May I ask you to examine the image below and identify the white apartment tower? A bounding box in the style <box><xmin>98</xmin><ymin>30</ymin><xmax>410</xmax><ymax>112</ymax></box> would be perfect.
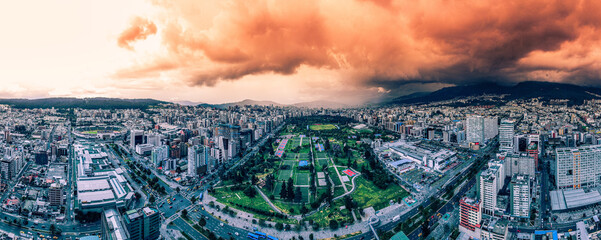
<box><xmin>499</xmin><ymin>119</ymin><xmax>515</xmax><ymax>152</ymax></box>
<box><xmin>556</xmin><ymin>145</ymin><xmax>601</xmax><ymax>189</ymax></box>
<box><xmin>467</xmin><ymin>116</ymin><xmax>498</xmax><ymax>144</ymax></box>
<box><xmin>480</xmin><ymin>163</ymin><xmax>504</xmax><ymax>216</ymax></box>
<box><xmin>510</xmin><ymin>174</ymin><xmax>530</xmax><ymax>218</ymax></box>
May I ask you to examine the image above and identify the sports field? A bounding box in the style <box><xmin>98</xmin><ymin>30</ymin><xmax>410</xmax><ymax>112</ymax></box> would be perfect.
<box><xmin>315</xmin><ymin>152</ymin><xmax>328</xmax><ymax>159</ymax></box>
<box><xmin>309</xmin><ymin>124</ymin><xmax>337</xmax><ymax>131</ymax></box>
<box><xmin>295</xmin><ymin>172</ymin><xmax>310</xmax><ymax>185</ymax></box>
<box><xmin>82</xmin><ymin>130</ymin><xmax>98</xmax><ymax>134</ymax></box>
<box><xmin>300</xmin><ymin>187</ymin><xmax>310</xmax><ymax>202</ymax></box>
<box><xmin>278</xmin><ymin>170</ymin><xmax>293</xmax><ymax>180</ymax></box>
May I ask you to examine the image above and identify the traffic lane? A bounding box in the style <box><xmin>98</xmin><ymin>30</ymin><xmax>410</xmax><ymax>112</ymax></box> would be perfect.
<box><xmin>197</xmin><ymin>208</ymin><xmax>250</xmax><ymax>240</ymax></box>
<box><xmin>173</xmin><ymin>217</ymin><xmax>208</xmax><ymax>240</ymax></box>
<box><xmin>157</xmin><ymin>194</ymin><xmax>189</xmax><ymax>217</ymax></box>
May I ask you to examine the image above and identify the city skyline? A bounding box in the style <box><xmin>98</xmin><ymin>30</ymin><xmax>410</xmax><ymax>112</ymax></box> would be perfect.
<box><xmin>1</xmin><ymin>0</ymin><xmax>601</xmax><ymax>104</ymax></box>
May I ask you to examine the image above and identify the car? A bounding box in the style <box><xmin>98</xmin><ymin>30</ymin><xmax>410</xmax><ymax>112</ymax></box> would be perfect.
<box><xmin>169</xmin><ymin>206</ymin><xmax>173</xmax><ymax>209</ymax></box>
<box><xmin>220</xmin><ymin>223</ymin><xmax>224</xmax><ymax>227</ymax></box>
<box><xmin>235</xmin><ymin>232</ymin><xmax>239</xmax><ymax>236</ymax></box>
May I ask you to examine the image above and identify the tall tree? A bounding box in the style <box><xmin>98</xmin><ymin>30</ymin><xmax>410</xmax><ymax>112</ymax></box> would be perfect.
<box><xmin>287</xmin><ymin>178</ymin><xmax>295</xmax><ymax>201</ymax></box>
<box><xmin>294</xmin><ymin>187</ymin><xmax>302</xmax><ymax>202</ymax></box>
<box><xmin>280</xmin><ymin>181</ymin><xmax>288</xmax><ymax>199</ymax></box>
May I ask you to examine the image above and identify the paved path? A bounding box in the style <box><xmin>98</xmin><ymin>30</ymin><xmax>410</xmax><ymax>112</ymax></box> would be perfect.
<box><xmin>253</xmin><ymin>185</ymin><xmax>285</xmax><ymax>215</ymax></box>
<box><xmin>333</xmin><ymin>172</ymin><xmax>360</xmax><ymax>201</ymax></box>
<box><xmin>329</xmin><ymin>157</ymin><xmax>349</xmax><ymax>192</ymax></box>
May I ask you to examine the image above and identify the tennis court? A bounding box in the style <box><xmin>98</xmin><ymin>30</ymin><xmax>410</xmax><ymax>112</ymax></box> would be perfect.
<box><xmin>295</xmin><ymin>172</ymin><xmax>310</xmax><ymax>185</ymax></box>
<box><xmin>343</xmin><ymin>169</ymin><xmax>357</xmax><ymax>177</ymax></box>
<box><xmin>282</xmin><ymin>160</ymin><xmax>296</xmax><ymax>168</ymax></box>
<box><xmin>278</xmin><ymin>170</ymin><xmax>293</xmax><ymax>180</ymax></box>
<box><xmin>300</xmin><ymin>187</ymin><xmax>310</xmax><ymax>202</ymax></box>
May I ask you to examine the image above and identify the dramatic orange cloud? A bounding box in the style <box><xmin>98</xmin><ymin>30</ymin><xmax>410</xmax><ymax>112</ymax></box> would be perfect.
<box><xmin>116</xmin><ymin>0</ymin><xmax>601</xmax><ymax>94</ymax></box>
<box><xmin>117</xmin><ymin>16</ymin><xmax>157</xmax><ymax>50</ymax></box>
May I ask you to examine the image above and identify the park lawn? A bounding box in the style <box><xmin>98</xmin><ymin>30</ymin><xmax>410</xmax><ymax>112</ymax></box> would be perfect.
<box><xmin>309</xmin><ymin>124</ymin><xmax>337</xmax><ymax>131</ymax></box>
<box><xmin>317</xmin><ymin>159</ymin><xmax>329</xmax><ymax>169</ymax></box>
<box><xmin>327</xmin><ymin>167</ymin><xmax>343</xmax><ymax>186</ymax></box>
<box><xmin>333</xmin><ymin>186</ymin><xmax>346</xmax><ymax>197</ymax></box>
<box><xmin>351</xmin><ymin>177</ymin><xmax>408</xmax><ymax>210</ymax></box>
<box><xmin>272</xmin><ymin>200</ymin><xmax>310</xmax><ymax>215</ymax></box>
<box><xmin>306</xmin><ymin>201</ymin><xmax>353</xmax><ymax>227</ymax></box>
<box><xmin>211</xmin><ymin>187</ymin><xmax>274</xmax><ymax>214</ymax></box>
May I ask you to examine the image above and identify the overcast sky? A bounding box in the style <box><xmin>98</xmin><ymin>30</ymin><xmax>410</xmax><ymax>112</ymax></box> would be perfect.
<box><xmin>1</xmin><ymin>0</ymin><xmax>600</xmax><ymax>104</ymax></box>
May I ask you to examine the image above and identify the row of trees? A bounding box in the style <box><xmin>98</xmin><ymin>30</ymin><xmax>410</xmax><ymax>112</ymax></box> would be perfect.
<box><xmin>230</xmin><ymin>202</ymin><xmax>289</xmax><ymax>219</ymax></box>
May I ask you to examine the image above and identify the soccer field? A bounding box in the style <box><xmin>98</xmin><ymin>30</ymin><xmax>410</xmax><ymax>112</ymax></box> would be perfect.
<box><xmin>295</xmin><ymin>172</ymin><xmax>310</xmax><ymax>185</ymax></box>
<box><xmin>309</xmin><ymin>124</ymin><xmax>337</xmax><ymax>131</ymax></box>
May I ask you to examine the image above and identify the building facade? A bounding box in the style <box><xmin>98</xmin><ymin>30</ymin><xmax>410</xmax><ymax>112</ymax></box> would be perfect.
<box><xmin>556</xmin><ymin>145</ymin><xmax>601</xmax><ymax>189</ymax></box>
<box><xmin>510</xmin><ymin>174</ymin><xmax>530</xmax><ymax>218</ymax></box>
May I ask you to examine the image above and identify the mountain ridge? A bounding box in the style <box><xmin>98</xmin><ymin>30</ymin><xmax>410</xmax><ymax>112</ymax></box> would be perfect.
<box><xmin>388</xmin><ymin>81</ymin><xmax>601</xmax><ymax>105</ymax></box>
<box><xmin>0</xmin><ymin>97</ymin><xmax>167</xmax><ymax>109</ymax></box>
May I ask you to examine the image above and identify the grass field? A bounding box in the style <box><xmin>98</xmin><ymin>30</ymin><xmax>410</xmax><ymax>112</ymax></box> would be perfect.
<box><xmin>273</xmin><ymin>182</ymin><xmax>283</xmax><ymax>196</ymax></box>
<box><xmin>295</xmin><ymin>172</ymin><xmax>310</xmax><ymax>185</ymax></box>
<box><xmin>82</xmin><ymin>130</ymin><xmax>98</xmax><ymax>134</ymax></box>
<box><xmin>352</xmin><ymin>177</ymin><xmax>408</xmax><ymax>210</ymax></box>
<box><xmin>211</xmin><ymin>186</ymin><xmax>273</xmax><ymax>213</ymax></box>
<box><xmin>327</xmin><ymin>167</ymin><xmax>343</xmax><ymax>186</ymax></box>
<box><xmin>306</xmin><ymin>201</ymin><xmax>353</xmax><ymax>227</ymax></box>
<box><xmin>309</xmin><ymin>124</ymin><xmax>338</xmax><ymax>131</ymax></box>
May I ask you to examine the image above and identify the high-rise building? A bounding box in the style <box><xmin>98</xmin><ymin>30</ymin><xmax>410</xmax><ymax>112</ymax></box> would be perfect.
<box><xmin>480</xmin><ymin>164</ymin><xmax>504</xmax><ymax>216</ymax></box>
<box><xmin>500</xmin><ymin>153</ymin><xmax>535</xmax><ymax>178</ymax></box>
<box><xmin>0</xmin><ymin>158</ymin><xmax>16</xmax><ymax>181</ymax></box>
<box><xmin>49</xmin><ymin>183</ymin><xmax>64</xmax><ymax>206</ymax></box>
<box><xmin>130</xmin><ymin>130</ymin><xmax>144</xmax><ymax>150</ymax></box>
<box><xmin>499</xmin><ymin>119</ymin><xmax>514</xmax><ymax>152</ymax></box>
<box><xmin>123</xmin><ymin>207</ymin><xmax>160</xmax><ymax>240</ymax></box>
<box><xmin>459</xmin><ymin>197</ymin><xmax>481</xmax><ymax>231</ymax></box>
<box><xmin>151</xmin><ymin>146</ymin><xmax>168</xmax><ymax>166</ymax></box>
<box><xmin>146</xmin><ymin>133</ymin><xmax>161</xmax><ymax>147</ymax></box>
<box><xmin>510</xmin><ymin>174</ymin><xmax>530</xmax><ymax>218</ymax></box>
<box><xmin>216</xmin><ymin>124</ymin><xmax>241</xmax><ymax>161</ymax></box>
<box><xmin>467</xmin><ymin>116</ymin><xmax>498</xmax><ymax>144</ymax></box>
<box><xmin>35</xmin><ymin>150</ymin><xmax>49</xmax><ymax>165</ymax></box>
<box><xmin>101</xmin><ymin>208</ymin><xmax>129</xmax><ymax>240</ymax></box>
<box><xmin>527</xmin><ymin>134</ymin><xmax>540</xmax><ymax>168</ymax></box>
<box><xmin>484</xmin><ymin>117</ymin><xmax>499</xmax><ymax>140</ymax></box>
<box><xmin>188</xmin><ymin>145</ymin><xmax>210</xmax><ymax>177</ymax></box>
<box><xmin>556</xmin><ymin>145</ymin><xmax>601</xmax><ymax>189</ymax></box>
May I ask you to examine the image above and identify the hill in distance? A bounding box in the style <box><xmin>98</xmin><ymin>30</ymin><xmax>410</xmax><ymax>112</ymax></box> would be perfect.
<box><xmin>0</xmin><ymin>97</ymin><xmax>167</xmax><ymax>109</ymax></box>
<box><xmin>389</xmin><ymin>81</ymin><xmax>601</xmax><ymax>105</ymax></box>
<box><xmin>198</xmin><ymin>99</ymin><xmax>348</xmax><ymax>109</ymax></box>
